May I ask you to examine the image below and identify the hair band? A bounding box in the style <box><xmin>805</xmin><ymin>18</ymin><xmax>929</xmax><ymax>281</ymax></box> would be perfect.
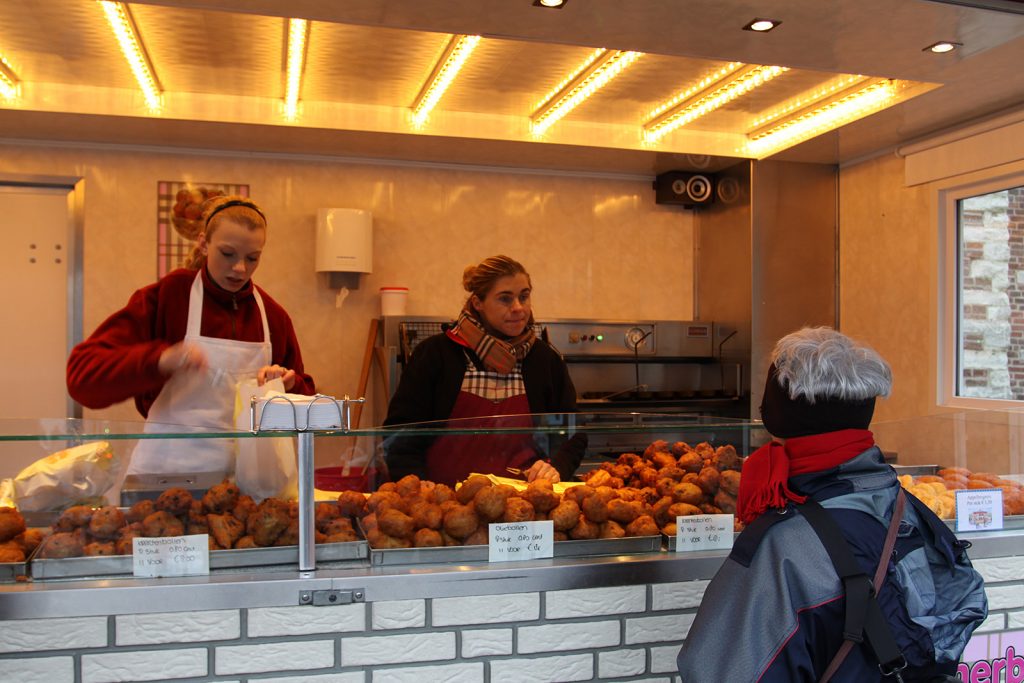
<box><xmin>205</xmin><ymin>199</ymin><xmax>266</xmax><ymax>227</ymax></box>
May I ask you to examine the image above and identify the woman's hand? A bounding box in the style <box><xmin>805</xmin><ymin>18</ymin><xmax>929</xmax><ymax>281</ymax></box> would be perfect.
<box><xmin>525</xmin><ymin>460</ymin><xmax>560</xmax><ymax>483</ymax></box>
<box><xmin>158</xmin><ymin>342</ymin><xmax>208</xmax><ymax>377</ymax></box>
<box><xmin>258</xmin><ymin>364</ymin><xmax>297</xmax><ymax>390</ymax></box>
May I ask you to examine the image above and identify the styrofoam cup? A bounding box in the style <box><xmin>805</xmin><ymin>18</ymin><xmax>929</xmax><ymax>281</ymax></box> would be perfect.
<box><xmin>380</xmin><ymin>287</ymin><xmax>409</xmax><ymax>317</ymax></box>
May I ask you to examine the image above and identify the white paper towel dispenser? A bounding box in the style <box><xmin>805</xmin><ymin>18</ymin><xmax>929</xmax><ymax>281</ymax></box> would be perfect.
<box><xmin>315</xmin><ymin>208</ymin><xmax>373</xmax><ymax>273</ymax></box>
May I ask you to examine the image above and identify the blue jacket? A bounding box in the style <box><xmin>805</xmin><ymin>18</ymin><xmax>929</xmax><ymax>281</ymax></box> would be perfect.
<box><xmin>676</xmin><ymin>447</ymin><xmax>987</xmax><ymax>682</ymax></box>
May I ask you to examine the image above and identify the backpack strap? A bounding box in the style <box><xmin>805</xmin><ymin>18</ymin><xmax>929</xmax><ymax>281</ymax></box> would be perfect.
<box><xmin>800</xmin><ymin>490</ymin><xmax>908</xmax><ymax>683</ymax></box>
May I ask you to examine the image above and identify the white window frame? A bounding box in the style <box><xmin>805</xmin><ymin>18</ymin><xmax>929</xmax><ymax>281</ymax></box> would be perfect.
<box><xmin>938</xmin><ymin>164</ymin><xmax>1024</xmax><ymax>409</ymax></box>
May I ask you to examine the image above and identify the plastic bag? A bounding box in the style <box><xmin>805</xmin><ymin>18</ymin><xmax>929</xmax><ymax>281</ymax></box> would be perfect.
<box><xmin>233</xmin><ymin>377</ymin><xmax>297</xmax><ymax>501</ymax></box>
<box><xmin>7</xmin><ymin>441</ymin><xmax>122</xmax><ymax>512</ymax></box>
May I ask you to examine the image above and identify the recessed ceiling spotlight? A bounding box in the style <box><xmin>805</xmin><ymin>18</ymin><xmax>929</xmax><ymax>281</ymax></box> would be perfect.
<box><xmin>533</xmin><ymin>0</ymin><xmax>567</xmax><ymax>8</ymax></box>
<box><xmin>924</xmin><ymin>41</ymin><xmax>961</xmax><ymax>53</ymax></box>
<box><xmin>743</xmin><ymin>18</ymin><xmax>781</xmax><ymax>32</ymax></box>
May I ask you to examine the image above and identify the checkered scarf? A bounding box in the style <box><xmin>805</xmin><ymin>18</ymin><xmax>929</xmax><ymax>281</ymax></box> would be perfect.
<box><xmin>449</xmin><ymin>306</ymin><xmax>536</xmax><ymax>375</ymax></box>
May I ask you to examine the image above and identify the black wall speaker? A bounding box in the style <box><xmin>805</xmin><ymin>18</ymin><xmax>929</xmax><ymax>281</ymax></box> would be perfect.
<box><xmin>654</xmin><ymin>171</ymin><xmax>716</xmax><ymax>207</ymax></box>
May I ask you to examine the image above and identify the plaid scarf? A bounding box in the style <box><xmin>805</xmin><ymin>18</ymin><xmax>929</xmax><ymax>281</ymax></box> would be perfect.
<box><xmin>448</xmin><ymin>306</ymin><xmax>536</xmax><ymax>375</ymax></box>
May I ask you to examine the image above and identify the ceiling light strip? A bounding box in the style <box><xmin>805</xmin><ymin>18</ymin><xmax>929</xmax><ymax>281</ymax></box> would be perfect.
<box><xmin>0</xmin><ymin>55</ymin><xmax>19</xmax><ymax>99</ymax></box>
<box><xmin>531</xmin><ymin>50</ymin><xmax>643</xmax><ymax>136</ymax></box>
<box><xmin>411</xmin><ymin>34</ymin><xmax>482</xmax><ymax>126</ymax></box>
<box><xmin>284</xmin><ymin>18</ymin><xmax>310</xmax><ymax>120</ymax></box>
<box><xmin>746</xmin><ymin>79</ymin><xmax>898</xmax><ymax>157</ymax></box>
<box><xmin>645</xmin><ymin>62</ymin><xmax>745</xmax><ymax>123</ymax></box>
<box><xmin>643</xmin><ymin>64</ymin><xmax>788</xmax><ymax>143</ymax></box>
<box><xmin>98</xmin><ymin>1</ymin><xmax>162</xmax><ymax>111</ymax></box>
<box><xmin>533</xmin><ymin>48</ymin><xmax>607</xmax><ymax>113</ymax></box>
<box><xmin>747</xmin><ymin>74</ymin><xmax>870</xmax><ymax>131</ymax></box>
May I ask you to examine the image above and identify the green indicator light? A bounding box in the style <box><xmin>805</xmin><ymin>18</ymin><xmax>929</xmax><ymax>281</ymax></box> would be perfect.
<box><xmin>596</xmin><ymin>334</ymin><xmax>604</xmax><ymax>342</ymax></box>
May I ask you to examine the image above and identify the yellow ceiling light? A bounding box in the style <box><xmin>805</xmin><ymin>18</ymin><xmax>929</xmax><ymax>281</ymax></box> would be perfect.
<box><xmin>534</xmin><ymin>48</ymin><xmax>607</xmax><ymax>114</ymax></box>
<box><xmin>0</xmin><ymin>55</ymin><xmax>19</xmax><ymax>99</ymax></box>
<box><xmin>98</xmin><ymin>1</ymin><xmax>162</xmax><ymax>111</ymax></box>
<box><xmin>411</xmin><ymin>34</ymin><xmax>482</xmax><ymax>127</ymax></box>
<box><xmin>746</xmin><ymin>79</ymin><xmax>898</xmax><ymax>158</ymax></box>
<box><xmin>643</xmin><ymin>64</ymin><xmax>788</xmax><ymax>143</ymax></box>
<box><xmin>284</xmin><ymin>18</ymin><xmax>310</xmax><ymax>120</ymax></box>
<box><xmin>531</xmin><ymin>49</ymin><xmax>643</xmax><ymax>136</ymax></box>
<box><xmin>644</xmin><ymin>62</ymin><xmax>744</xmax><ymax>125</ymax></box>
<box><xmin>747</xmin><ymin>74</ymin><xmax>869</xmax><ymax>131</ymax></box>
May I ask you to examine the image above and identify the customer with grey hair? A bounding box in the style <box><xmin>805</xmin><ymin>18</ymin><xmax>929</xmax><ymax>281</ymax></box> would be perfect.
<box><xmin>677</xmin><ymin>327</ymin><xmax>986</xmax><ymax>683</ymax></box>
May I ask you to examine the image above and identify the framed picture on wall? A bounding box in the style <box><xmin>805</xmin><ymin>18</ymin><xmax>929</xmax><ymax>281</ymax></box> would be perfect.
<box><xmin>157</xmin><ymin>181</ymin><xmax>250</xmax><ymax>278</ymax></box>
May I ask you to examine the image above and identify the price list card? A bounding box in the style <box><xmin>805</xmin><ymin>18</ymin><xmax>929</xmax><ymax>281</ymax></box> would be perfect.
<box><xmin>133</xmin><ymin>534</ymin><xmax>211</xmax><ymax>578</ymax></box>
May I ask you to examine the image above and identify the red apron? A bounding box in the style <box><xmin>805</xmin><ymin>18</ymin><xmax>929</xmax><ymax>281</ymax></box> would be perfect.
<box><xmin>424</xmin><ymin>358</ymin><xmax>538</xmax><ymax>486</ymax></box>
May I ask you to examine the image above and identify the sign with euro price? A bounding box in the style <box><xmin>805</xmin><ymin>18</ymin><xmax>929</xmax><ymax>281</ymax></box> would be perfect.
<box><xmin>132</xmin><ymin>534</ymin><xmax>210</xmax><ymax>578</ymax></box>
<box><xmin>488</xmin><ymin>520</ymin><xmax>553</xmax><ymax>562</ymax></box>
<box><xmin>675</xmin><ymin>514</ymin><xmax>734</xmax><ymax>552</ymax></box>
<box><xmin>955</xmin><ymin>488</ymin><xmax>1004</xmax><ymax>532</ymax></box>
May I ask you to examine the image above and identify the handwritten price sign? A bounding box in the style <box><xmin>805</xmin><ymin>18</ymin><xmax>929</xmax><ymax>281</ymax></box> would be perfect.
<box><xmin>674</xmin><ymin>514</ymin><xmax>734</xmax><ymax>552</ymax></box>
<box><xmin>132</xmin><ymin>534</ymin><xmax>210</xmax><ymax>578</ymax></box>
<box><xmin>488</xmin><ymin>520</ymin><xmax>553</xmax><ymax>563</ymax></box>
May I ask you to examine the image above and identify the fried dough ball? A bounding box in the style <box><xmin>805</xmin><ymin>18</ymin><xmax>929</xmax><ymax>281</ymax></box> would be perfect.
<box><xmin>625</xmin><ymin>514</ymin><xmax>660</xmax><ymax>537</ymax></box>
<box><xmin>607</xmin><ymin>499</ymin><xmax>644</xmax><ymax>525</ymax></box>
<box><xmin>714</xmin><ymin>491</ymin><xmax>737</xmax><ymax>514</ymax></box>
<box><xmin>202</xmin><ymin>480</ymin><xmax>240</xmax><ymax>514</ymax></box>
<box><xmin>361</xmin><ymin>512</ymin><xmax>379</xmax><ymax>531</ymax></box>
<box><xmin>563</xmin><ymin>484</ymin><xmax>595</xmax><ymax>506</ymax></box>
<box><xmin>207</xmin><ymin>513</ymin><xmax>245</xmax><ymax>549</ymax></box>
<box><xmin>155</xmin><ymin>487</ymin><xmax>194</xmax><ymax>515</ymax></box>
<box><xmin>585</xmin><ymin>469</ymin><xmax>615</xmax><ymax>488</ymax></box>
<box><xmin>322</xmin><ymin>517</ymin><xmax>354</xmax><ymax>536</ymax></box>
<box><xmin>55</xmin><ymin>505</ymin><xmax>93</xmax><ymax>532</ymax></box>
<box><xmin>695</xmin><ymin>467</ymin><xmax>721</xmax><ymax>496</ymax></box>
<box><xmin>337</xmin><ymin>490</ymin><xmax>368</xmax><ymax>518</ymax></box>
<box><xmin>652</xmin><ymin>496</ymin><xmax>675</xmax><ymax>526</ymax></box>
<box><xmin>503</xmin><ymin>497</ymin><xmax>536</xmax><ymax>523</ymax></box>
<box><xmin>84</xmin><ymin>541</ymin><xmax>116</xmax><ymax>556</ymax></box>
<box><xmin>325</xmin><ymin>527</ymin><xmax>359</xmax><ymax>543</ymax></box>
<box><xmin>141</xmin><ymin>511</ymin><xmax>185</xmax><ymax>538</ymax></box>
<box><xmin>671</xmin><ymin>441</ymin><xmax>694</xmax><ymax>457</ymax></box>
<box><xmin>367</xmin><ymin>490</ymin><xmax>405</xmax><ymax>514</ymax></box>
<box><xmin>17</xmin><ymin>528</ymin><xmax>48</xmax><ymax>556</ymax></box>
<box><xmin>670</xmin><ymin>482</ymin><xmax>704</xmax><ymax>507</ymax></box>
<box><xmin>714</xmin><ymin>445</ymin><xmax>742</xmax><ymax>471</ymax></box>
<box><xmin>677</xmin><ymin>452</ymin><xmax>704</xmax><ymax>474</ymax></box>
<box><xmin>395</xmin><ymin>474</ymin><xmax>422</xmax><ymax>499</ymax></box>
<box><xmin>314</xmin><ymin>502</ymin><xmax>341</xmax><ymax>532</ymax></box>
<box><xmin>234</xmin><ymin>535</ymin><xmax>258</xmax><ymax>549</ymax></box>
<box><xmin>616</xmin><ymin>487</ymin><xmax>644</xmax><ymax>503</ymax></box>
<box><xmin>443</xmin><ymin>504</ymin><xmax>480</xmax><ymax>540</ymax></box>
<box><xmin>635</xmin><ymin>467</ymin><xmax>660</xmax><ymax>488</ymax></box>
<box><xmin>474</xmin><ymin>485</ymin><xmax>514</xmax><ymax>522</ymax></box>
<box><xmin>464</xmin><ymin>527</ymin><xmax>489</xmax><ymax>546</ymax></box>
<box><xmin>273</xmin><ymin>518</ymin><xmax>301</xmax><ymax>547</ymax></box>
<box><xmin>569</xmin><ymin>515</ymin><xmax>600</xmax><ymax>540</ymax></box>
<box><xmin>38</xmin><ymin>531</ymin><xmax>84</xmax><ymax>559</ymax></box>
<box><xmin>247</xmin><ymin>499</ymin><xmax>291</xmax><ymax>546</ymax></box>
<box><xmin>407</xmin><ymin>501</ymin><xmax>442</xmax><ymax>530</ymax></box>
<box><xmin>232</xmin><ymin>495</ymin><xmax>257</xmax><ymax>524</ymax></box>
<box><xmin>655</xmin><ymin>478</ymin><xmax>678</xmax><ymax>499</ymax></box>
<box><xmin>581</xmin><ymin>487</ymin><xmax>616</xmax><ymax>523</ymax></box>
<box><xmin>617</xmin><ymin>453</ymin><xmax>643</xmax><ymax>468</ymax></box>
<box><xmin>0</xmin><ymin>507</ymin><xmax>27</xmax><ymax>543</ymax></box>
<box><xmin>971</xmin><ymin>472</ymin><xmax>1001</xmax><ymax>484</ymax></box>
<box><xmin>520</xmin><ymin>480</ymin><xmax>560</xmax><ymax>514</ymax></box>
<box><xmin>554</xmin><ymin>531</ymin><xmax>569</xmax><ymax>542</ymax></box>
<box><xmin>651</xmin><ymin>452</ymin><xmax>677</xmax><ymax>471</ymax></box>
<box><xmin>719</xmin><ymin>470</ymin><xmax>741</xmax><ymax>497</ymax></box>
<box><xmin>87</xmin><ymin>506</ymin><xmax>126</xmax><ymax>540</ymax></box>
<box><xmin>366</xmin><ymin>528</ymin><xmax>412</xmax><ymax>549</ymax></box>
<box><xmin>938</xmin><ymin>467</ymin><xmax>971</xmax><ymax>478</ymax></box>
<box><xmin>413</xmin><ymin>528</ymin><xmax>444</xmax><ymax>547</ymax></box>
<box><xmin>600</xmin><ymin>520</ymin><xmax>626</xmax><ymax>539</ymax></box>
<box><xmin>669</xmin><ymin>503</ymin><xmax>703</xmax><ymax>518</ymax></box>
<box><xmin>431</xmin><ymin>484</ymin><xmax>457</xmax><ymax>505</ymax></box>
<box><xmin>699</xmin><ymin>503</ymin><xmax>724</xmax><ymax>515</ymax></box>
<box><xmin>550</xmin><ymin>499</ymin><xmax>581</xmax><ymax>532</ymax></box>
<box><xmin>115</xmin><ymin>524</ymin><xmax>142</xmax><ymax>555</ymax></box>
<box><xmin>456</xmin><ymin>475</ymin><xmax>493</xmax><ymax>505</ymax></box>
<box><xmin>661</xmin><ymin>522</ymin><xmax>677</xmax><ymax>536</ymax></box>
<box><xmin>379</xmin><ymin>508</ymin><xmax>416</xmax><ymax>539</ymax></box>
<box><xmin>0</xmin><ymin>541</ymin><xmax>25</xmax><ymax>563</ymax></box>
<box><xmin>644</xmin><ymin>440</ymin><xmax>670</xmax><ymax>459</ymax></box>
<box><xmin>601</xmin><ymin>462</ymin><xmax>633</xmax><ymax>481</ymax></box>
<box><xmin>126</xmin><ymin>499</ymin><xmax>156</xmax><ymax>524</ymax></box>
<box><xmin>694</xmin><ymin>442</ymin><xmax>715</xmax><ymax>460</ymax></box>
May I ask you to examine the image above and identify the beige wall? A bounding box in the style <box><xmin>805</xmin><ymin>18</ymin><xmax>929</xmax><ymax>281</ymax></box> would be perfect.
<box><xmin>0</xmin><ymin>142</ymin><xmax>694</xmax><ymax>428</ymax></box>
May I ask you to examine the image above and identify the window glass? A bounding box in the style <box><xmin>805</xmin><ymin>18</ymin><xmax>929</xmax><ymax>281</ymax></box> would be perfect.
<box><xmin>958</xmin><ymin>184</ymin><xmax>1024</xmax><ymax>399</ymax></box>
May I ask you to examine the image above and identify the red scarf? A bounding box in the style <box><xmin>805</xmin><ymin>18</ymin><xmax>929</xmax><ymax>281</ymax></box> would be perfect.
<box><xmin>447</xmin><ymin>307</ymin><xmax>536</xmax><ymax>375</ymax></box>
<box><xmin>736</xmin><ymin>429</ymin><xmax>875</xmax><ymax>524</ymax></box>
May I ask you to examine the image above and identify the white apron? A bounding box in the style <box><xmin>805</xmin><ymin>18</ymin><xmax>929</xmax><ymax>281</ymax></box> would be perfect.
<box><xmin>128</xmin><ymin>272</ymin><xmax>271</xmax><ymax>475</ymax></box>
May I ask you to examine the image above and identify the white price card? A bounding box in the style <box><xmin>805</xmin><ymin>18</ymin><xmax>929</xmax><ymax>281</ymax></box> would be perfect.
<box><xmin>675</xmin><ymin>514</ymin><xmax>734</xmax><ymax>552</ymax></box>
<box><xmin>955</xmin><ymin>488</ymin><xmax>1004</xmax><ymax>532</ymax></box>
<box><xmin>488</xmin><ymin>520</ymin><xmax>554</xmax><ymax>563</ymax></box>
<box><xmin>132</xmin><ymin>534</ymin><xmax>211</xmax><ymax>578</ymax></box>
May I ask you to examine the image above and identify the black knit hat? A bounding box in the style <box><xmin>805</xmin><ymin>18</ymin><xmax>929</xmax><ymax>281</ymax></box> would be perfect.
<box><xmin>758</xmin><ymin>363</ymin><xmax>876</xmax><ymax>438</ymax></box>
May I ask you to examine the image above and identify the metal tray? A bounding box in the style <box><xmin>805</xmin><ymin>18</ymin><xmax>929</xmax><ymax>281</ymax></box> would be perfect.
<box><xmin>368</xmin><ymin>533</ymin><xmax>661</xmax><ymax>566</ymax></box>
<box><xmin>30</xmin><ymin>539</ymin><xmax>367</xmax><ymax>580</ymax></box>
<box><xmin>0</xmin><ymin>558</ymin><xmax>29</xmax><ymax>582</ymax></box>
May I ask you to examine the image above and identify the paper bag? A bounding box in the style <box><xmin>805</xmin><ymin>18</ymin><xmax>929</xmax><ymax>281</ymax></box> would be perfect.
<box><xmin>234</xmin><ymin>378</ymin><xmax>298</xmax><ymax>501</ymax></box>
<box><xmin>7</xmin><ymin>441</ymin><xmax>123</xmax><ymax>512</ymax></box>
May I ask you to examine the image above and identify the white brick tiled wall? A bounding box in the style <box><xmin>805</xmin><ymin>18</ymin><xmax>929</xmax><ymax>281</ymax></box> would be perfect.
<box><xmin>518</xmin><ymin>620</ymin><xmax>620</xmax><ymax>653</ymax></box>
<box><xmin>372</xmin><ymin>600</ymin><xmax>426</xmax><ymax>630</ymax></box>
<box><xmin>341</xmin><ymin>631</ymin><xmax>456</xmax><ymax>666</ymax></box>
<box><xmin>490</xmin><ymin>653</ymin><xmax>594</xmax><ymax>683</ymax></box>
<box><xmin>975</xmin><ymin>613</ymin><xmax>1007</xmax><ymax>632</ymax></box>
<box><xmin>432</xmin><ymin>593</ymin><xmax>540</xmax><ymax>626</ymax></box>
<box><xmin>597</xmin><ymin>647</ymin><xmax>646</xmax><ymax>678</ymax></box>
<box><xmin>0</xmin><ymin>656</ymin><xmax>74</xmax><ymax>683</ymax></box>
<box><xmin>216</xmin><ymin>640</ymin><xmax>335</xmax><ymax>675</ymax></box>
<box><xmin>1009</xmin><ymin>610</ymin><xmax>1024</xmax><ymax>628</ymax></box>
<box><xmin>261</xmin><ymin>675</ymin><xmax>365</xmax><ymax>683</ymax></box>
<box><xmin>81</xmin><ymin>648</ymin><xmax>207</xmax><ymax>682</ymax></box>
<box><xmin>372</xmin><ymin>662</ymin><xmax>484</xmax><ymax>683</ymax></box>
<box><xmin>973</xmin><ymin>556</ymin><xmax>1024</xmax><ymax>583</ymax></box>
<box><xmin>0</xmin><ymin>616</ymin><xmax>107</xmax><ymax>653</ymax></box>
<box><xmin>651</xmin><ymin>581</ymin><xmax>709</xmax><ymax>610</ymax></box>
<box><xmin>986</xmin><ymin>585</ymin><xmax>1024</xmax><ymax>610</ymax></box>
<box><xmin>116</xmin><ymin>610</ymin><xmax>239</xmax><ymax>645</ymax></box>
<box><xmin>650</xmin><ymin>644</ymin><xmax>683</xmax><ymax>674</ymax></box>
<box><xmin>461</xmin><ymin>629</ymin><xmax>513</xmax><ymax>658</ymax></box>
<box><xmin>625</xmin><ymin>614</ymin><xmax>696</xmax><ymax>644</ymax></box>
<box><xmin>546</xmin><ymin>585</ymin><xmax>646</xmax><ymax>619</ymax></box>
<box><xmin>249</xmin><ymin>604</ymin><xmax>367</xmax><ymax>637</ymax></box>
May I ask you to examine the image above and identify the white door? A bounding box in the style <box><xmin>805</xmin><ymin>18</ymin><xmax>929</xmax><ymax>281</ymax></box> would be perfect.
<box><xmin>0</xmin><ymin>184</ymin><xmax>76</xmax><ymax>420</ymax></box>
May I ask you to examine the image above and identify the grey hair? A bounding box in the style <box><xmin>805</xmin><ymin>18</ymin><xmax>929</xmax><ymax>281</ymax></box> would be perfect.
<box><xmin>771</xmin><ymin>327</ymin><xmax>892</xmax><ymax>404</ymax></box>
